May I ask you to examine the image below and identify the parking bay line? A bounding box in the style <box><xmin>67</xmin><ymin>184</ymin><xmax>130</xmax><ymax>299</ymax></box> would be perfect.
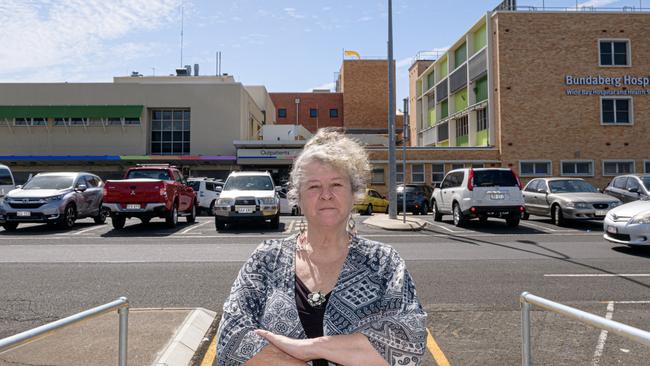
<box><xmin>179</xmin><ymin>220</ymin><xmax>212</xmax><ymax>235</ymax></box>
<box><xmin>520</xmin><ymin>221</ymin><xmax>557</xmax><ymax>232</ymax></box>
<box><xmin>591</xmin><ymin>301</ymin><xmax>614</xmax><ymax>366</ymax></box>
<box><xmin>426</xmin><ymin>328</ymin><xmax>451</xmax><ymax>366</ymax></box>
<box><xmin>70</xmin><ymin>225</ymin><xmax>109</xmax><ymax>235</ymax></box>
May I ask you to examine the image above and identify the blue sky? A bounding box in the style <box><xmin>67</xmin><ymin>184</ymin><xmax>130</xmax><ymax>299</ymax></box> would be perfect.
<box><xmin>0</xmin><ymin>0</ymin><xmax>637</xmax><ymax>107</ymax></box>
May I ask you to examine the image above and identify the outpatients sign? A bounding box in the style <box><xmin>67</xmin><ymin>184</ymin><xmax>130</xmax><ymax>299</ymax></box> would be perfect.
<box><xmin>565</xmin><ymin>75</ymin><xmax>650</xmax><ymax>95</ymax></box>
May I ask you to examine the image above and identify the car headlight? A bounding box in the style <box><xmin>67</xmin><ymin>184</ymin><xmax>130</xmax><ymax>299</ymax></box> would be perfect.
<box><xmin>217</xmin><ymin>198</ymin><xmax>234</xmax><ymax>206</ymax></box>
<box><xmin>259</xmin><ymin>197</ymin><xmax>277</xmax><ymax>205</ymax></box>
<box><xmin>565</xmin><ymin>202</ymin><xmax>588</xmax><ymax>209</ymax></box>
<box><xmin>609</xmin><ymin>201</ymin><xmax>621</xmax><ymax>208</ymax></box>
<box><xmin>45</xmin><ymin>195</ymin><xmax>64</xmax><ymax>202</ymax></box>
<box><xmin>630</xmin><ymin>212</ymin><xmax>650</xmax><ymax>225</ymax></box>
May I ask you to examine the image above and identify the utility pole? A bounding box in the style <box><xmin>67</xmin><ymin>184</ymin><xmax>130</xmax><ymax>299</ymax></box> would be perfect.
<box><xmin>402</xmin><ymin>98</ymin><xmax>409</xmax><ymax>223</ymax></box>
<box><xmin>387</xmin><ymin>0</ymin><xmax>397</xmax><ymax>219</ymax></box>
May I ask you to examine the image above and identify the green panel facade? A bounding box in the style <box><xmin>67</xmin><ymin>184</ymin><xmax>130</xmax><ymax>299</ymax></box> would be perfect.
<box><xmin>438</xmin><ymin>140</ymin><xmax>449</xmax><ymax>147</ymax></box>
<box><xmin>417</xmin><ymin>80</ymin><xmax>423</xmax><ymax>96</ymax></box>
<box><xmin>439</xmin><ymin>57</ymin><xmax>448</xmax><ymax>78</ymax></box>
<box><xmin>474</xmin><ymin>76</ymin><xmax>488</xmax><ymax>102</ymax></box>
<box><xmin>453</xmin><ymin>89</ymin><xmax>468</xmax><ymax>113</ymax></box>
<box><xmin>428</xmin><ymin>107</ymin><xmax>436</xmax><ymax>127</ymax></box>
<box><xmin>454</xmin><ymin>42</ymin><xmax>467</xmax><ymax>68</ymax></box>
<box><xmin>476</xmin><ymin>129</ymin><xmax>488</xmax><ymax>146</ymax></box>
<box><xmin>426</xmin><ymin>72</ymin><xmax>435</xmax><ymax>90</ymax></box>
<box><xmin>440</xmin><ymin>100</ymin><xmax>448</xmax><ymax>119</ymax></box>
<box><xmin>473</xmin><ymin>23</ymin><xmax>487</xmax><ymax>53</ymax></box>
<box><xmin>0</xmin><ymin>105</ymin><xmax>143</xmax><ymax>119</ymax></box>
<box><xmin>456</xmin><ymin>135</ymin><xmax>469</xmax><ymax>147</ymax></box>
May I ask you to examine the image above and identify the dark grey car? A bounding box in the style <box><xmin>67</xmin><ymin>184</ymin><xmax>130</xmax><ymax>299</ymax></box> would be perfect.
<box><xmin>522</xmin><ymin>178</ymin><xmax>621</xmax><ymax>226</ymax></box>
<box><xmin>603</xmin><ymin>174</ymin><xmax>650</xmax><ymax>203</ymax></box>
<box><xmin>0</xmin><ymin>172</ymin><xmax>106</xmax><ymax>231</ymax></box>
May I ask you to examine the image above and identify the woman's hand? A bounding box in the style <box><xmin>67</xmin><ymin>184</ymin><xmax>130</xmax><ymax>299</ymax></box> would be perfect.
<box><xmin>255</xmin><ymin>329</ymin><xmax>317</xmax><ymax>361</ymax></box>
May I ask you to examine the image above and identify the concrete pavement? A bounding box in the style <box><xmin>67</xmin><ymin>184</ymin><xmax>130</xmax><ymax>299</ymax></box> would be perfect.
<box><xmin>362</xmin><ymin>213</ymin><xmax>428</xmax><ymax>231</ymax></box>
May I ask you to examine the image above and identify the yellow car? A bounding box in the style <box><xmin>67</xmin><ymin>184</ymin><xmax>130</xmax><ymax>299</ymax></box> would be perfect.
<box><xmin>354</xmin><ymin>188</ymin><xmax>389</xmax><ymax>215</ymax></box>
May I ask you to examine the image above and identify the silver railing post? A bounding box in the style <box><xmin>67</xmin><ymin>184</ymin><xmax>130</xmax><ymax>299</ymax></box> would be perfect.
<box><xmin>521</xmin><ymin>292</ymin><xmax>531</xmax><ymax>366</ymax></box>
<box><xmin>118</xmin><ymin>297</ymin><xmax>129</xmax><ymax>366</ymax></box>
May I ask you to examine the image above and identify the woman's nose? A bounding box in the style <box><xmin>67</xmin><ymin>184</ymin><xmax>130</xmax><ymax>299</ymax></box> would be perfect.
<box><xmin>320</xmin><ymin>187</ymin><xmax>333</xmax><ymax>200</ymax></box>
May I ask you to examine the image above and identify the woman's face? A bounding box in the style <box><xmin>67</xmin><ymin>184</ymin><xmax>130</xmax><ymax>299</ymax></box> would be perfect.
<box><xmin>299</xmin><ymin>160</ymin><xmax>354</xmax><ymax>230</ymax></box>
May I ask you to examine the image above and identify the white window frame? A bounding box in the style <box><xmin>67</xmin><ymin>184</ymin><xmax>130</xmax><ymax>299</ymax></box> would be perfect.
<box><xmin>560</xmin><ymin>160</ymin><xmax>594</xmax><ymax>177</ymax></box>
<box><xmin>600</xmin><ymin>97</ymin><xmax>634</xmax><ymax>125</ymax></box>
<box><xmin>371</xmin><ymin>167</ymin><xmax>385</xmax><ymax>184</ymax></box>
<box><xmin>519</xmin><ymin>160</ymin><xmax>552</xmax><ymax>177</ymax></box>
<box><xmin>598</xmin><ymin>38</ymin><xmax>631</xmax><ymax>67</ymax></box>
<box><xmin>411</xmin><ymin>163</ymin><xmax>425</xmax><ymax>184</ymax></box>
<box><xmin>431</xmin><ymin>163</ymin><xmax>445</xmax><ymax>184</ymax></box>
<box><xmin>602</xmin><ymin>160</ymin><xmax>635</xmax><ymax>177</ymax></box>
<box><xmin>396</xmin><ymin>163</ymin><xmax>404</xmax><ymax>183</ymax></box>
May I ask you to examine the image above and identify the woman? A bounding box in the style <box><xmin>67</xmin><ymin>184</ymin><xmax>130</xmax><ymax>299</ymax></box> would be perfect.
<box><xmin>216</xmin><ymin>129</ymin><xmax>426</xmax><ymax>366</ymax></box>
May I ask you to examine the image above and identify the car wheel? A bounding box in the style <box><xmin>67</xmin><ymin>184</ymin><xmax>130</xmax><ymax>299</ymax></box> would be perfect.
<box><xmin>59</xmin><ymin>204</ymin><xmax>77</xmax><ymax>229</ymax></box>
<box><xmin>291</xmin><ymin>206</ymin><xmax>301</xmax><ymax>216</ymax></box>
<box><xmin>365</xmin><ymin>204</ymin><xmax>373</xmax><ymax>216</ymax></box>
<box><xmin>209</xmin><ymin>200</ymin><xmax>216</xmax><ymax>216</ymax></box>
<box><xmin>187</xmin><ymin>201</ymin><xmax>197</xmax><ymax>223</ymax></box>
<box><xmin>522</xmin><ymin>212</ymin><xmax>530</xmax><ymax>220</ymax></box>
<box><xmin>93</xmin><ymin>204</ymin><xmax>108</xmax><ymax>224</ymax></box>
<box><xmin>2</xmin><ymin>222</ymin><xmax>19</xmax><ymax>231</ymax></box>
<box><xmin>453</xmin><ymin>203</ymin><xmax>467</xmax><ymax>227</ymax></box>
<box><xmin>385</xmin><ymin>204</ymin><xmax>389</xmax><ymax>214</ymax></box>
<box><xmin>270</xmin><ymin>214</ymin><xmax>280</xmax><ymax>229</ymax></box>
<box><xmin>166</xmin><ymin>202</ymin><xmax>178</xmax><ymax>228</ymax></box>
<box><xmin>506</xmin><ymin>216</ymin><xmax>520</xmax><ymax>227</ymax></box>
<box><xmin>432</xmin><ymin>201</ymin><xmax>442</xmax><ymax>222</ymax></box>
<box><xmin>215</xmin><ymin>217</ymin><xmax>226</xmax><ymax>231</ymax></box>
<box><xmin>479</xmin><ymin>216</ymin><xmax>488</xmax><ymax>224</ymax></box>
<box><xmin>112</xmin><ymin>215</ymin><xmax>126</xmax><ymax>230</ymax></box>
<box><xmin>552</xmin><ymin>205</ymin><xmax>565</xmax><ymax>227</ymax></box>
<box><xmin>140</xmin><ymin>218</ymin><xmax>151</xmax><ymax>224</ymax></box>
<box><xmin>420</xmin><ymin>202</ymin><xmax>429</xmax><ymax>216</ymax></box>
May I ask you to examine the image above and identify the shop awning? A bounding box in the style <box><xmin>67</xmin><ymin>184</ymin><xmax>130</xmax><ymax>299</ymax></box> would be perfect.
<box><xmin>0</xmin><ymin>105</ymin><xmax>144</xmax><ymax>119</ymax></box>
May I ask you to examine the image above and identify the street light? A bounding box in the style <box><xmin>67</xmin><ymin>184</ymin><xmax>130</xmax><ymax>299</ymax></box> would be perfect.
<box><xmin>387</xmin><ymin>0</ymin><xmax>397</xmax><ymax>219</ymax></box>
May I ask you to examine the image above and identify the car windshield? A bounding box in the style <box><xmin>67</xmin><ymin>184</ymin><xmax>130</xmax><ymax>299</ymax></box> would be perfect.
<box><xmin>473</xmin><ymin>170</ymin><xmax>518</xmax><ymax>187</ymax></box>
<box><xmin>397</xmin><ymin>186</ymin><xmax>417</xmax><ymax>193</ymax></box>
<box><xmin>224</xmin><ymin>176</ymin><xmax>273</xmax><ymax>191</ymax></box>
<box><xmin>548</xmin><ymin>180</ymin><xmax>597</xmax><ymax>193</ymax></box>
<box><xmin>127</xmin><ymin>169</ymin><xmax>171</xmax><ymax>180</ymax></box>
<box><xmin>642</xmin><ymin>177</ymin><xmax>650</xmax><ymax>190</ymax></box>
<box><xmin>22</xmin><ymin>176</ymin><xmax>74</xmax><ymax>190</ymax></box>
<box><xmin>0</xmin><ymin>169</ymin><xmax>13</xmax><ymax>185</ymax></box>
<box><xmin>188</xmin><ymin>181</ymin><xmax>201</xmax><ymax>191</ymax></box>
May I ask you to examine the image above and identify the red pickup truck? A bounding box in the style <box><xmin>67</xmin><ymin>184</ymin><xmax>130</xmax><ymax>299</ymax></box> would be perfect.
<box><xmin>102</xmin><ymin>165</ymin><xmax>197</xmax><ymax>229</ymax></box>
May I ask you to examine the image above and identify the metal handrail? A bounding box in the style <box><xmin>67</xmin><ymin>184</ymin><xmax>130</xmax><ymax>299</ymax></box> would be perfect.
<box><xmin>0</xmin><ymin>297</ymin><xmax>129</xmax><ymax>366</ymax></box>
<box><xmin>520</xmin><ymin>292</ymin><xmax>650</xmax><ymax>365</ymax></box>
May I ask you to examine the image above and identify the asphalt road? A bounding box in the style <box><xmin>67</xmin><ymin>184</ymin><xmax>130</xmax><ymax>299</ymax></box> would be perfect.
<box><xmin>1</xmin><ymin>213</ymin><xmax>649</xmax><ymax>365</ymax></box>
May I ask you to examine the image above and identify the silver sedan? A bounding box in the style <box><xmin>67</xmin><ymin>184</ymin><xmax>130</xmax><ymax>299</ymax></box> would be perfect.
<box><xmin>604</xmin><ymin>199</ymin><xmax>650</xmax><ymax>247</ymax></box>
<box><xmin>522</xmin><ymin>178</ymin><xmax>621</xmax><ymax>226</ymax></box>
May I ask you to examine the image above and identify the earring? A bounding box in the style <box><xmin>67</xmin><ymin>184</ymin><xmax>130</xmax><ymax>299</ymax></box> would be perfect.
<box><xmin>347</xmin><ymin>215</ymin><xmax>356</xmax><ymax>235</ymax></box>
<box><xmin>299</xmin><ymin>217</ymin><xmax>306</xmax><ymax>235</ymax></box>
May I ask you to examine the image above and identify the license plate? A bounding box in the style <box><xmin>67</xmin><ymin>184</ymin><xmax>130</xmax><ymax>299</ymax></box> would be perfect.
<box><xmin>16</xmin><ymin>211</ymin><xmax>30</xmax><ymax>217</ymax></box>
<box><xmin>126</xmin><ymin>204</ymin><xmax>140</xmax><ymax>210</ymax></box>
<box><xmin>237</xmin><ymin>207</ymin><xmax>254</xmax><ymax>214</ymax></box>
<box><xmin>595</xmin><ymin>210</ymin><xmax>607</xmax><ymax>216</ymax></box>
<box><xmin>606</xmin><ymin>226</ymin><xmax>617</xmax><ymax>234</ymax></box>
<box><xmin>490</xmin><ymin>194</ymin><xmax>505</xmax><ymax>200</ymax></box>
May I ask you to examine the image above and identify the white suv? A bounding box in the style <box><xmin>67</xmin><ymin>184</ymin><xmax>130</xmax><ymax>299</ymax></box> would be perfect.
<box><xmin>213</xmin><ymin>171</ymin><xmax>280</xmax><ymax>231</ymax></box>
<box><xmin>188</xmin><ymin>178</ymin><xmax>223</xmax><ymax>215</ymax></box>
<box><xmin>430</xmin><ymin>168</ymin><xmax>526</xmax><ymax>227</ymax></box>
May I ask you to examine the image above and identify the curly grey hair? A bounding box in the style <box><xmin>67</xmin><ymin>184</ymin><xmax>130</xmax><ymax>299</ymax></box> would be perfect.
<box><xmin>287</xmin><ymin>128</ymin><xmax>370</xmax><ymax>208</ymax></box>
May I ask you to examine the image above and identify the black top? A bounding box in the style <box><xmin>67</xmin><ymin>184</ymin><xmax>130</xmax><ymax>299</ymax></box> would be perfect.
<box><xmin>295</xmin><ymin>275</ymin><xmax>330</xmax><ymax>366</ymax></box>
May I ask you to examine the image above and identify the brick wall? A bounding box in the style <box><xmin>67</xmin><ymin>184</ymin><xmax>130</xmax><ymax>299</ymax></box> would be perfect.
<box><xmin>269</xmin><ymin>92</ymin><xmax>343</xmax><ymax>133</ymax></box>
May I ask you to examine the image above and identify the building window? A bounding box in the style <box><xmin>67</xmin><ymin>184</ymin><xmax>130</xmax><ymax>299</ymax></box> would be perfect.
<box><xmin>396</xmin><ymin>163</ymin><xmax>404</xmax><ymax>183</ymax></box>
<box><xmin>437</xmin><ymin>122</ymin><xmax>449</xmax><ymax>142</ymax></box>
<box><xmin>278</xmin><ymin>108</ymin><xmax>287</xmax><ymax>118</ymax></box>
<box><xmin>371</xmin><ymin>168</ymin><xmax>385</xmax><ymax>184</ymax></box>
<box><xmin>329</xmin><ymin>108</ymin><xmax>339</xmax><ymax>118</ymax></box>
<box><xmin>603</xmin><ymin>161</ymin><xmax>634</xmax><ymax>176</ymax></box>
<box><xmin>561</xmin><ymin>161</ymin><xmax>593</xmax><ymax>176</ymax></box>
<box><xmin>455</xmin><ymin>116</ymin><xmax>468</xmax><ymax>137</ymax></box>
<box><xmin>599</xmin><ymin>40</ymin><xmax>629</xmax><ymax>66</ymax></box>
<box><xmin>645</xmin><ymin>161</ymin><xmax>650</xmax><ymax>173</ymax></box>
<box><xmin>14</xmin><ymin>118</ymin><xmax>47</xmax><ymax>126</ymax></box>
<box><xmin>431</xmin><ymin>163</ymin><xmax>445</xmax><ymax>184</ymax></box>
<box><xmin>411</xmin><ymin>164</ymin><xmax>424</xmax><ymax>183</ymax></box>
<box><xmin>451</xmin><ymin>163</ymin><xmax>464</xmax><ymax>170</ymax></box>
<box><xmin>477</xmin><ymin>108</ymin><xmax>488</xmax><ymax>131</ymax></box>
<box><xmin>520</xmin><ymin>161</ymin><xmax>551</xmax><ymax>177</ymax></box>
<box><xmin>601</xmin><ymin>98</ymin><xmax>632</xmax><ymax>124</ymax></box>
<box><xmin>151</xmin><ymin>108</ymin><xmax>190</xmax><ymax>155</ymax></box>
<box><xmin>309</xmin><ymin>108</ymin><xmax>318</xmax><ymax>118</ymax></box>
<box><xmin>471</xmin><ymin>163</ymin><xmax>484</xmax><ymax>168</ymax></box>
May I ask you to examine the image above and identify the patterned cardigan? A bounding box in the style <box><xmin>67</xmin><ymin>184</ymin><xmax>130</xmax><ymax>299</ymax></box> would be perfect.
<box><xmin>215</xmin><ymin>234</ymin><xmax>427</xmax><ymax>366</ymax></box>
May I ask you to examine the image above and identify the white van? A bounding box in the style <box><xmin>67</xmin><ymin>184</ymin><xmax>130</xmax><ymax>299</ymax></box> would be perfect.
<box><xmin>0</xmin><ymin>164</ymin><xmax>15</xmax><ymax>199</ymax></box>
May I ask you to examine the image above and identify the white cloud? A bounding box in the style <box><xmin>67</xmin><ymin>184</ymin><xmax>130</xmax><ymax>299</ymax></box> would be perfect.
<box><xmin>283</xmin><ymin>7</ymin><xmax>305</xmax><ymax>19</ymax></box>
<box><xmin>396</xmin><ymin>57</ymin><xmax>414</xmax><ymax>69</ymax></box>
<box><xmin>577</xmin><ymin>0</ymin><xmax>619</xmax><ymax>8</ymax></box>
<box><xmin>308</xmin><ymin>82</ymin><xmax>335</xmax><ymax>92</ymax></box>
<box><xmin>0</xmin><ymin>0</ymin><xmax>180</xmax><ymax>81</ymax></box>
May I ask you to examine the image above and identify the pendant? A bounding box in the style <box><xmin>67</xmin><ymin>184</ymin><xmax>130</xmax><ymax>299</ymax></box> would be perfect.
<box><xmin>307</xmin><ymin>291</ymin><xmax>326</xmax><ymax>308</ymax></box>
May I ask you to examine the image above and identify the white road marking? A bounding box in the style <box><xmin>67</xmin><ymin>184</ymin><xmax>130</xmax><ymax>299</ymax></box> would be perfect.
<box><xmin>283</xmin><ymin>219</ymin><xmax>295</xmax><ymax>234</ymax></box>
<box><xmin>428</xmin><ymin>223</ymin><xmax>467</xmax><ymax>233</ymax></box>
<box><xmin>605</xmin><ymin>300</ymin><xmax>650</xmax><ymax>304</ymax></box>
<box><xmin>72</xmin><ymin>225</ymin><xmax>108</xmax><ymax>235</ymax></box>
<box><xmin>545</xmin><ymin>274</ymin><xmax>650</xmax><ymax>277</ymax></box>
<box><xmin>179</xmin><ymin>220</ymin><xmax>211</xmax><ymax>234</ymax></box>
<box><xmin>591</xmin><ymin>301</ymin><xmax>614</xmax><ymax>366</ymax></box>
<box><xmin>520</xmin><ymin>221</ymin><xmax>557</xmax><ymax>232</ymax></box>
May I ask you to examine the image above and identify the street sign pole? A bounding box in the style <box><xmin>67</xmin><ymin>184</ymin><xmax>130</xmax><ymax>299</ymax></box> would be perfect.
<box><xmin>387</xmin><ymin>0</ymin><xmax>397</xmax><ymax>219</ymax></box>
<box><xmin>402</xmin><ymin>98</ymin><xmax>409</xmax><ymax>223</ymax></box>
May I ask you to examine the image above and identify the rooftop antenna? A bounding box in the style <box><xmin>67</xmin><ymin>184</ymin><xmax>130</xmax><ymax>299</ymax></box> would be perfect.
<box><xmin>180</xmin><ymin>1</ymin><xmax>184</xmax><ymax>67</ymax></box>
